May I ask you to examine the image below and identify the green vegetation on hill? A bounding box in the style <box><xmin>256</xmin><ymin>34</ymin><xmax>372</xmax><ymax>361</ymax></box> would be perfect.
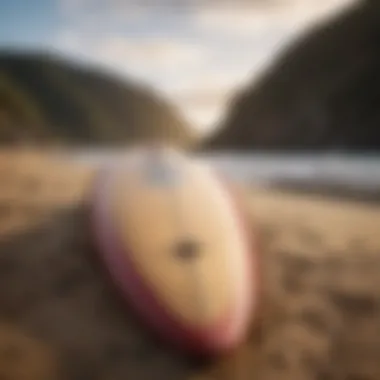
<box><xmin>0</xmin><ymin>50</ymin><xmax>195</xmax><ymax>147</ymax></box>
<box><xmin>204</xmin><ymin>0</ymin><xmax>380</xmax><ymax>152</ymax></box>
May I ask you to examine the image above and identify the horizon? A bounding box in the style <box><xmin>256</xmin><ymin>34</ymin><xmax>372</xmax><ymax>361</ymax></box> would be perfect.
<box><xmin>0</xmin><ymin>0</ymin><xmax>359</xmax><ymax>134</ymax></box>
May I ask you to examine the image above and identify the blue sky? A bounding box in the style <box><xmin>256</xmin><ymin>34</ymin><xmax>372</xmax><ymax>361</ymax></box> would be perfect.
<box><xmin>0</xmin><ymin>0</ymin><xmax>357</xmax><ymax>133</ymax></box>
<box><xmin>0</xmin><ymin>0</ymin><xmax>64</xmax><ymax>46</ymax></box>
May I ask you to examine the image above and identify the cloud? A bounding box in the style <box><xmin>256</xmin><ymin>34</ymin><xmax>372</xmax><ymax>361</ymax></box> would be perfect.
<box><xmin>194</xmin><ymin>0</ymin><xmax>358</xmax><ymax>37</ymax></box>
<box><xmin>57</xmin><ymin>30</ymin><xmax>82</xmax><ymax>51</ymax></box>
<box><xmin>55</xmin><ymin>30</ymin><xmax>209</xmax><ymax>90</ymax></box>
<box><xmin>94</xmin><ymin>36</ymin><xmax>206</xmax><ymax>69</ymax></box>
<box><xmin>58</xmin><ymin>0</ymin><xmax>153</xmax><ymax>36</ymax></box>
<box><xmin>59</xmin><ymin>0</ymin><xmax>358</xmax><ymax>34</ymax></box>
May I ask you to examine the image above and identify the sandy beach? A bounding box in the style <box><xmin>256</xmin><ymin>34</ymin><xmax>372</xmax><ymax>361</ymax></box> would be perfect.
<box><xmin>0</xmin><ymin>150</ymin><xmax>379</xmax><ymax>380</ymax></box>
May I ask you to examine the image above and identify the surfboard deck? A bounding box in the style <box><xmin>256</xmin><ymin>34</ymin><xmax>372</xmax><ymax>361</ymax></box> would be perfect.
<box><xmin>90</xmin><ymin>147</ymin><xmax>257</xmax><ymax>356</ymax></box>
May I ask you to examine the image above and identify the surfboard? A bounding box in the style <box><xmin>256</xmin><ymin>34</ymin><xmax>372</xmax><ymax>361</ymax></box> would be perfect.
<box><xmin>90</xmin><ymin>146</ymin><xmax>257</xmax><ymax>356</ymax></box>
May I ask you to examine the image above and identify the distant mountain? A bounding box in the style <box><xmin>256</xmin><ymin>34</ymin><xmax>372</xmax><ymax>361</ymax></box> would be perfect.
<box><xmin>204</xmin><ymin>0</ymin><xmax>380</xmax><ymax>152</ymax></box>
<box><xmin>0</xmin><ymin>50</ymin><xmax>195</xmax><ymax>147</ymax></box>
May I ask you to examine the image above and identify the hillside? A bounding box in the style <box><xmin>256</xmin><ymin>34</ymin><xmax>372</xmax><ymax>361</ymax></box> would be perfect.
<box><xmin>204</xmin><ymin>0</ymin><xmax>380</xmax><ymax>152</ymax></box>
<box><xmin>0</xmin><ymin>50</ymin><xmax>194</xmax><ymax>147</ymax></box>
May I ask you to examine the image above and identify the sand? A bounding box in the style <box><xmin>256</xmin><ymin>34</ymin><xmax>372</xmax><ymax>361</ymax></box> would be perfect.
<box><xmin>0</xmin><ymin>149</ymin><xmax>379</xmax><ymax>380</ymax></box>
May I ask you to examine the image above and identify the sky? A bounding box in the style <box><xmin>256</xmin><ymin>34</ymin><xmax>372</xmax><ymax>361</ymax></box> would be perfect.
<box><xmin>0</xmin><ymin>0</ymin><xmax>359</xmax><ymax>134</ymax></box>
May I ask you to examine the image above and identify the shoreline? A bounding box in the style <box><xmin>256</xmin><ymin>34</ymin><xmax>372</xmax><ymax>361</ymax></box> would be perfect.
<box><xmin>261</xmin><ymin>179</ymin><xmax>380</xmax><ymax>205</ymax></box>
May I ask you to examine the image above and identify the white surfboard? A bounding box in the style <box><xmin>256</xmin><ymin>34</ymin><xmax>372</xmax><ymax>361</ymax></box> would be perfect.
<box><xmin>90</xmin><ymin>146</ymin><xmax>257</xmax><ymax>356</ymax></box>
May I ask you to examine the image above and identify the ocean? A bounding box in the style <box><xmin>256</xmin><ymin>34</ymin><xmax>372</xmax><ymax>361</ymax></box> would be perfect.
<box><xmin>64</xmin><ymin>150</ymin><xmax>380</xmax><ymax>191</ymax></box>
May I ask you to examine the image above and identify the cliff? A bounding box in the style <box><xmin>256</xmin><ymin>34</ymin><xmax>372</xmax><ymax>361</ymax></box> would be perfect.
<box><xmin>204</xmin><ymin>0</ymin><xmax>380</xmax><ymax>152</ymax></box>
<box><xmin>0</xmin><ymin>50</ymin><xmax>195</xmax><ymax>147</ymax></box>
